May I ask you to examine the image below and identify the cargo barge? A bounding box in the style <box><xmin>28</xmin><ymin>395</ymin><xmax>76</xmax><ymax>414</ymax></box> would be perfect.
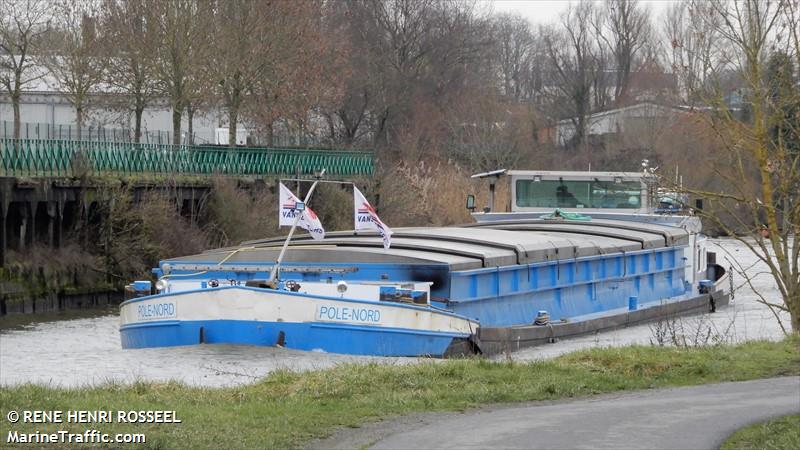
<box><xmin>120</xmin><ymin>170</ymin><xmax>728</xmax><ymax>356</ymax></box>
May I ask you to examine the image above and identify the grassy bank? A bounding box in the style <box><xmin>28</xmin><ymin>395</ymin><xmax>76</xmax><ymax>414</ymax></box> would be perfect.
<box><xmin>721</xmin><ymin>414</ymin><xmax>800</xmax><ymax>450</ymax></box>
<box><xmin>2</xmin><ymin>338</ymin><xmax>798</xmax><ymax>449</ymax></box>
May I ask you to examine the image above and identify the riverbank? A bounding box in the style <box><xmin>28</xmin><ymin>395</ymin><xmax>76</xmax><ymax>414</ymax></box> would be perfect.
<box><xmin>2</xmin><ymin>338</ymin><xmax>797</xmax><ymax>449</ymax></box>
<box><xmin>0</xmin><ymin>304</ymin><xmax>118</xmax><ymax>331</ymax></box>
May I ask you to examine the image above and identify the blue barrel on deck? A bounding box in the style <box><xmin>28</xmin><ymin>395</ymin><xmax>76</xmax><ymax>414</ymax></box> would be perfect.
<box><xmin>699</xmin><ymin>279</ymin><xmax>714</xmax><ymax>294</ymax></box>
<box><xmin>133</xmin><ymin>280</ymin><xmax>151</xmax><ymax>292</ymax></box>
<box><xmin>628</xmin><ymin>296</ymin><xmax>638</xmax><ymax>311</ymax></box>
<box><xmin>125</xmin><ymin>280</ymin><xmax>152</xmax><ymax>300</ymax></box>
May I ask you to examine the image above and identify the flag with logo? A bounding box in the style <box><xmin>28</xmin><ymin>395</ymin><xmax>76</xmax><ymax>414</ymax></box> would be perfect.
<box><xmin>354</xmin><ymin>186</ymin><xmax>392</xmax><ymax>249</ymax></box>
<box><xmin>278</xmin><ymin>183</ymin><xmax>325</xmax><ymax>240</ymax></box>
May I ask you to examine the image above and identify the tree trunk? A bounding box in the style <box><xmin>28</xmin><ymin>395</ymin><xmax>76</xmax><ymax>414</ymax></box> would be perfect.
<box><xmin>573</xmin><ymin>114</ymin><xmax>586</xmax><ymax>149</ymax></box>
<box><xmin>265</xmin><ymin>120</ymin><xmax>274</xmax><ymax>147</ymax></box>
<box><xmin>326</xmin><ymin>114</ymin><xmax>336</xmax><ymax>144</ymax></box>
<box><xmin>228</xmin><ymin>106</ymin><xmax>238</xmax><ymax>148</ymax></box>
<box><xmin>76</xmin><ymin>105</ymin><xmax>84</xmax><ymax>141</ymax></box>
<box><xmin>187</xmin><ymin>104</ymin><xmax>195</xmax><ymax>145</ymax></box>
<box><xmin>172</xmin><ymin>107</ymin><xmax>182</xmax><ymax>145</ymax></box>
<box><xmin>228</xmin><ymin>83</ymin><xmax>241</xmax><ymax>148</ymax></box>
<box><xmin>12</xmin><ymin>93</ymin><xmax>21</xmax><ymax>140</ymax></box>
<box><xmin>134</xmin><ymin>106</ymin><xmax>144</xmax><ymax>144</ymax></box>
<box><xmin>791</xmin><ymin>293</ymin><xmax>800</xmax><ymax>335</ymax></box>
<box><xmin>338</xmin><ymin>110</ymin><xmax>360</xmax><ymax>145</ymax></box>
<box><xmin>374</xmin><ymin>109</ymin><xmax>389</xmax><ymax>147</ymax></box>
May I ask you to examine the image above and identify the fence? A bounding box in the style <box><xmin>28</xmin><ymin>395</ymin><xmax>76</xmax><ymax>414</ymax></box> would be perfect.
<box><xmin>0</xmin><ymin>121</ymin><xmax>369</xmax><ymax>148</ymax></box>
<box><xmin>0</xmin><ymin>139</ymin><xmax>374</xmax><ymax>178</ymax></box>
<box><xmin>1</xmin><ymin>121</ymin><xmax>174</xmax><ymax>144</ymax></box>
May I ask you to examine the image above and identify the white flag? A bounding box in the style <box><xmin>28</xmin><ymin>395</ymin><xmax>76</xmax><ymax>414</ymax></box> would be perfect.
<box><xmin>278</xmin><ymin>183</ymin><xmax>325</xmax><ymax>240</ymax></box>
<box><xmin>354</xmin><ymin>186</ymin><xmax>392</xmax><ymax>249</ymax></box>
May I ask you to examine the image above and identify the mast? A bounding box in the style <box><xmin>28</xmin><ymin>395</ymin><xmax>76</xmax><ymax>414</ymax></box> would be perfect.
<box><xmin>267</xmin><ymin>169</ymin><xmax>326</xmax><ymax>286</ymax></box>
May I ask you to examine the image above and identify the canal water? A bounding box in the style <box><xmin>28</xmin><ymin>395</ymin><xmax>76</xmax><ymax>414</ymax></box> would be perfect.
<box><xmin>0</xmin><ymin>239</ymin><xmax>789</xmax><ymax>388</ymax></box>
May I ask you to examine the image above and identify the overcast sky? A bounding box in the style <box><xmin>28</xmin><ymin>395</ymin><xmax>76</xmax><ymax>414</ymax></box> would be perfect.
<box><xmin>485</xmin><ymin>0</ymin><xmax>680</xmax><ymax>25</ymax></box>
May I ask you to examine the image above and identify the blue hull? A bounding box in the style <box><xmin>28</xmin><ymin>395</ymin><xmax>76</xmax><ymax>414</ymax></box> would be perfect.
<box><xmin>444</xmin><ymin>248</ymin><xmax>688</xmax><ymax>326</ymax></box>
<box><xmin>120</xmin><ymin>319</ymin><xmax>465</xmax><ymax>357</ymax></box>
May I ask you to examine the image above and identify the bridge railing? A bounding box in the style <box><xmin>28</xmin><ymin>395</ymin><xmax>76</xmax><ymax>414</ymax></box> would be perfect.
<box><xmin>0</xmin><ymin>139</ymin><xmax>374</xmax><ymax>178</ymax></box>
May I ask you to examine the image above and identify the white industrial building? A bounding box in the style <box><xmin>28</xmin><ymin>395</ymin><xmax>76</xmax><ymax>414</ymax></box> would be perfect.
<box><xmin>0</xmin><ymin>70</ymin><xmax>221</xmax><ymax>144</ymax></box>
<box><xmin>555</xmin><ymin>102</ymin><xmax>689</xmax><ymax>147</ymax></box>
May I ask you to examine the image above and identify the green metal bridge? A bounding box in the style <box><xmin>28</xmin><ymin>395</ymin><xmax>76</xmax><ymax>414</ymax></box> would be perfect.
<box><xmin>0</xmin><ymin>139</ymin><xmax>373</xmax><ymax>178</ymax></box>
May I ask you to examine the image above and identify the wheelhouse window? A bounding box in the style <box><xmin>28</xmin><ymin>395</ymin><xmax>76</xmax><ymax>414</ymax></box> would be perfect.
<box><xmin>515</xmin><ymin>179</ymin><xmax>643</xmax><ymax>209</ymax></box>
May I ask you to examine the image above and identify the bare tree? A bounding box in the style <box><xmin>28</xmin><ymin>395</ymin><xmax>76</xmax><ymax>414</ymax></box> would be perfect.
<box><xmin>183</xmin><ymin>59</ymin><xmax>214</xmax><ymax>145</ymax></box>
<box><xmin>336</xmin><ymin>0</ymin><xmax>491</xmax><ymax>158</ymax></box>
<box><xmin>601</xmin><ymin>0</ymin><xmax>651</xmax><ymax>103</ymax></box>
<box><xmin>147</xmin><ymin>0</ymin><xmax>211</xmax><ymax>145</ymax></box>
<box><xmin>491</xmin><ymin>13</ymin><xmax>535</xmax><ymax>101</ymax></box>
<box><xmin>785</xmin><ymin>0</ymin><xmax>800</xmax><ymax>67</ymax></box>
<box><xmin>100</xmin><ymin>0</ymin><xmax>158</xmax><ymax>143</ymax></box>
<box><xmin>445</xmin><ymin>98</ymin><xmax>537</xmax><ymax>172</ymax></box>
<box><xmin>541</xmin><ymin>1</ymin><xmax>602</xmax><ymax>149</ymax></box>
<box><xmin>0</xmin><ymin>0</ymin><xmax>49</xmax><ymax>139</ymax></box>
<box><xmin>212</xmin><ymin>0</ymin><xmax>262</xmax><ymax>147</ymax></box>
<box><xmin>662</xmin><ymin>1</ymin><xmax>725</xmax><ymax>105</ymax></box>
<box><xmin>41</xmin><ymin>0</ymin><xmax>107</xmax><ymax>141</ymax></box>
<box><xmin>590</xmin><ymin>10</ymin><xmax>614</xmax><ymax>111</ymax></box>
<box><xmin>363</xmin><ymin>0</ymin><xmax>435</xmax><ymax>147</ymax></box>
<box><xmin>688</xmin><ymin>0</ymin><xmax>799</xmax><ymax>334</ymax></box>
<box><xmin>241</xmin><ymin>1</ymin><xmax>339</xmax><ymax>147</ymax></box>
<box><xmin>211</xmin><ymin>0</ymin><xmax>328</xmax><ymax>148</ymax></box>
<box><xmin>316</xmin><ymin>6</ymin><xmax>370</xmax><ymax>147</ymax></box>
<box><xmin>342</xmin><ymin>0</ymin><xmax>463</xmax><ymax>151</ymax></box>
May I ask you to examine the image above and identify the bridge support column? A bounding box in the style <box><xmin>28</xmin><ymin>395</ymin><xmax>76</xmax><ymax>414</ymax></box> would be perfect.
<box><xmin>46</xmin><ymin>201</ymin><xmax>58</xmax><ymax>248</ymax></box>
<box><xmin>18</xmin><ymin>202</ymin><xmax>29</xmax><ymax>252</ymax></box>
<box><xmin>0</xmin><ymin>200</ymin><xmax>7</xmax><ymax>267</ymax></box>
<box><xmin>190</xmin><ymin>189</ymin><xmax>197</xmax><ymax>223</ymax></box>
<box><xmin>26</xmin><ymin>201</ymin><xmax>35</xmax><ymax>250</ymax></box>
<box><xmin>80</xmin><ymin>191</ymin><xmax>89</xmax><ymax>250</ymax></box>
<box><xmin>55</xmin><ymin>201</ymin><xmax>63</xmax><ymax>248</ymax></box>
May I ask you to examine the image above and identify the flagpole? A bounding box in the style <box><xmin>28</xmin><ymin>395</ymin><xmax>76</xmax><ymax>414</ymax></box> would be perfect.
<box><xmin>267</xmin><ymin>169</ymin><xmax>326</xmax><ymax>286</ymax></box>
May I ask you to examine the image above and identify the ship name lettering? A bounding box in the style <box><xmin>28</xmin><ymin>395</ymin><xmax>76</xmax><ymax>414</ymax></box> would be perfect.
<box><xmin>318</xmin><ymin>305</ymin><xmax>380</xmax><ymax>323</ymax></box>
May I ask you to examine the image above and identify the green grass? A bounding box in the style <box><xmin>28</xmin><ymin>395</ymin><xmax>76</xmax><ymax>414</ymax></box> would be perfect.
<box><xmin>721</xmin><ymin>414</ymin><xmax>800</xmax><ymax>450</ymax></box>
<box><xmin>1</xmin><ymin>338</ymin><xmax>798</xmax><ymax>449</ymax></box>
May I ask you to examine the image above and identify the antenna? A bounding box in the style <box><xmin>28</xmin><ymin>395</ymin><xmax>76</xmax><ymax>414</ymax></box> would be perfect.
<box><xmin>471</xmin><ymin>169</ymin><xmax>507</xmax><ymax>213</ymax></box>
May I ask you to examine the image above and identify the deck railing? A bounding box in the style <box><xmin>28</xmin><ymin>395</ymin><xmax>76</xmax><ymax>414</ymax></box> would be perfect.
<box><xmin>0</xmin><ymin>139</ymin><xmax>374</xmax><ymax>178</ymax></box>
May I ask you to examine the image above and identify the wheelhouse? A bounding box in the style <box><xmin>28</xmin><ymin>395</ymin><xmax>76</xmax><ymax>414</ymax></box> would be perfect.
<box><xmin>509</xmin><ymin>170</ymin><xmax>658</xmax><ymax>214</ymax></box>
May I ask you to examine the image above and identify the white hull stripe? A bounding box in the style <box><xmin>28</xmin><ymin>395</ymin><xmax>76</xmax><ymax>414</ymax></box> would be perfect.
<box><xmin>120</xmin><ymin>287</ymin><xmax>478</xmax><ymax>335</ymax></box>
